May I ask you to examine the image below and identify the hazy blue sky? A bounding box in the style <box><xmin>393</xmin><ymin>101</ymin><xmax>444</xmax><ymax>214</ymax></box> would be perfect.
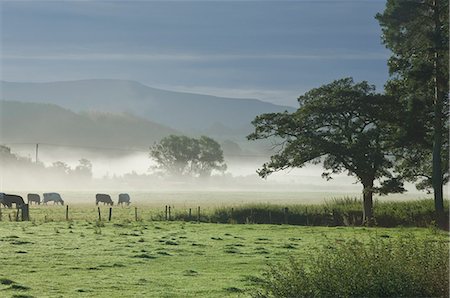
<box><xmin>1</xmin><ymin>0</ymin><xmax>390</xmax><ymax>106</ymax></box>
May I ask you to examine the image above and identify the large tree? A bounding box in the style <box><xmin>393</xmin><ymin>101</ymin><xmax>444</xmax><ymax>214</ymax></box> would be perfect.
<box><xmin>150</xmin><ymin>135</ymin><xmax>226</xmax><ymax>178</ymax></box>
<box><xmin>376</xmin><ymin>0</ymin><xmax>449</xmax><ymax>226</ymax></box>
<box><xmin>248</xmin><ymin>78</ymin><xmax>404</xmax><ymax>223</ymax></box>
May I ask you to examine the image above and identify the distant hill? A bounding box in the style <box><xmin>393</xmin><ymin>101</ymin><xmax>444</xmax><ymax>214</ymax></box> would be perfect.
<box><xmin>0</xmin><ymin>101</ymin><xmax>178</xmax><ymax>149</ymax></box>
<box><xmin>0</xmin><ymin>79</ymin><xmax>296</xmax><ymax>136</ymax></box>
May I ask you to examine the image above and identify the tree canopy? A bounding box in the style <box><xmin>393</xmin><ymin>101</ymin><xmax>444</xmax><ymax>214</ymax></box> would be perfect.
<box><xmin>248</xmin><ymin>78</ymin><xmax>404</xmax><ymax>221</ymax></box>
<box><xmin>150</xmin><ymin>135</ymin><xmax>227</xmax><ymax>178</ymax></box>
<box><xmin>376</xmin><ymin>0</ymin><xmax>449</xmax><ymax>225</ymax></box>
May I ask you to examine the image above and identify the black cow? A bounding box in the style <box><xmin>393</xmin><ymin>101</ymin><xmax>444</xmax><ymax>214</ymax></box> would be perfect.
<box><xmin>27</xmin><ymin>193</ymin><xmax>41</xmax><ymax>205</ymax></box>
<box><xmin>118</xmin><ymin>193</ymin><xmax>131</xmax><ymax>206</ymax></box>
<box><xmin>0</xmin><ymin>194</ymin><xmax>25</xmax><ymax>208</ymax></box>
<box><xmin>96</xmin><ymin>194</ymin><xmax>113</xmax><ymax>206</ymax></box>
<box><xmin>43</xmin><ymin>193</ymin><xmax>64</xmax><ymax>205</ymax></box>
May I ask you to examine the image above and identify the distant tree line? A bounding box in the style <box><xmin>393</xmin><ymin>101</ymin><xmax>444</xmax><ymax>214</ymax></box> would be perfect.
<box><xmin>0</xmin><ymin>145</ymin><xmax>93</xmax><ymax>184</ymax></box>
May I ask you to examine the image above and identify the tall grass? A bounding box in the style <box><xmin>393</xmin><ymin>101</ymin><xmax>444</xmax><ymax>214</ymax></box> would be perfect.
<box><xmin>203</xmin><ymin>198</ymin><xmax>448</xmax><ymax>227</ymax></box>
<box><xmin>253</xmin><ymin>233</ymin><xmax>450</xmax><ymax>297</ymax></box>
<box><xmin>3</xmin><ymin>198</ymin><xmax>447</xmax><ymax>228</ymax></box>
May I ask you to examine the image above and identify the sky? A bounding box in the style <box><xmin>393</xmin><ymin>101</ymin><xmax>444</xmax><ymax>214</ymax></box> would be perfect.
<box><xmin>0</xmin><ymin>0</ymin><xmax>390</xmax><ymax>106</ymax></box>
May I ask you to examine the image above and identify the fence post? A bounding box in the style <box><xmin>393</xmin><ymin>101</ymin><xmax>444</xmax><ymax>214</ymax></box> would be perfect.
<box><xmin>135</xmin><ymin>207</ymin><xmax>138</xmax><ymax>221</ymax></box>
<box><xmin>165</xmin><ymin>205</ymin><xmax>168</xmax><ymax>221</ymax></box>
<box><xmin>305</xmin><ymin>207</ymin><xmax>309</xmax><ymax>226</ymax></box>
<box><xmin>284</xmin><ymin>207</ymin><xmax>289</xmax><ymax>224</ymax></box>
<box><xmin>231</xmin><ymin>207</ymin><xmax>234</xmax><ymax>221</ymax></box>
<box><xmin>189</xmin><ymin>208</ymin><xmax>192</xmax><ymax>221</ymax></box>
<box><xmin>197</xmin><ymin>206</ymin><xmax>200</xmax><ymax>222</ymax></box>
<box><xmin>66</xmin><ymin>205</ymin><xmax>69</xmax><ymax>221</ymax></box>
<box><xmin>98</xmin><ymin>207</ymin><xmax>101</xmax><ymax>221</ymax></box>
<box><xmin>108</xmin><ymin>207</ymin><xmax>112</xmax><ymax>221</ymax></box>
<box><xmin>21</xmin><ymin>204</ymin><xmax>29</xmax><ymax>221</ymax></box>
<box><xmin>168</xmin><ymin>206</ymin><xmax>171</xmax><ymax>221</ymax></box>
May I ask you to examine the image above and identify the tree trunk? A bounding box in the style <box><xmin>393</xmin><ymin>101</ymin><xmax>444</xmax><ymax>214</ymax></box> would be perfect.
<box><xmin>432</xmin><ymin>0</ymin><xmax>445</xmax><ymax>229</ymax></box>
<box><xmin>362</xmin><ymin>181</ymin><xmax>374</xmax><ymax>225</ymax></box>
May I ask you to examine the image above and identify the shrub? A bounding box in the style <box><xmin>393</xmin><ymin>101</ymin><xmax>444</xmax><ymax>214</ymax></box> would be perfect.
<box><xmin>253</xmin><ymin>234</ymin><xmax>449</xmax><ymax>297</ymax></box>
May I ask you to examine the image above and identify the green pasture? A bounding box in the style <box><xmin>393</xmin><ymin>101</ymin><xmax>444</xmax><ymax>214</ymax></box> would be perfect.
<box><xmin>0</xmin><ymin>208</ymin><xmax>446</xmax><ymax>297</ymax></box>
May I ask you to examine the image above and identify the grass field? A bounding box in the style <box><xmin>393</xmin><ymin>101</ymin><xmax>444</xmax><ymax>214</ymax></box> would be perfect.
<box><xmin>0</xmin><ymin>205</ymin><xmax>447</xmax><ymax>297</ymax></box>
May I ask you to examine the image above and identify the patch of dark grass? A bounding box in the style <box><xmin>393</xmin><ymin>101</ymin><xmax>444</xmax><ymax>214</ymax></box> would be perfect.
<box><xmin>133</xmin><ymin>254</ymin><xmax>157</xmax><ymax>259</ymax></box>
<box><xmin>0</xmin><ymin>278</ymin><xmax>14</xmax><ymax>285</ymax></box>
<box><xmin>255</xmin><ymin>247</ymin><xmax>270</xmax><ymax>254</ymax></box>
<box><xmin>224</xmin><ymin>287</ymin><xmax>244</xmax><ymax>293</ymax></box>
<box><xmin>281</xmin><ymin>244</ymin><xmax>297</xmax><ymax>249</ymax></box>
<box><xmin>137</xmin><ymin>278</ymin><xmax>149</xmax><ymax>284</ymax></box>
<box><xmin>75</xmin><ymin>288</ymin><xmax>91</xmax><ymax>293</ymax></box>
<box><xmin>10</xmin><ymin>284</ymin><xmax>30</xmax><ymax>291</ymax></box>
<box><xmin>4</xmin><ymin>236</ymin><xmax>19</xmax><ymax>239</ymax></box>
<box><xmin>11</xmin><ymin>295</ymin><xmax>35</xmax><ymax>298</ymax></box>
<box><xmin>288</xmin><ymin>237</ymin><xmax>302</xmax><ymax>241</ymax></box>
<box><xmin>15</xmin><ymin>251</ymin><xmax>28</xmax><ymax>254</ymax></box>
<box><xmin>224</xmin><ymin>247</ymin><xmax>241</xmax><ymax>254</ymax></box>
<box><xmin>211</xmin><ymin>237</ymin><xmax>223</xmax><ymax>240</ymax></box>
<box><xmin>165</xmin><ymin>240</ymin><xmax>179</xmax><ymax>245</ymax></box>
<box><xmin>10</xmin><ymin>240</ymin><xmax>32</xmax><ymax>245</ymax></box>
<box><xmin>241</xmin><ymin>275</ymin><xmax>265</xmax><ymax>285</ymax></box>
<box><xmin>157</xmin><ymin>251</ymin><xmax>172</xmax><ymax>256</ymax></box>
<box><xmin>191</xmin><ymin>243</ymin><xmax>206</xmax><ymax>247</ymax></box>
<box><xmin>183</xmin><ymin>269</ymin><xmax>199</xmax><ymax>276</ymax></box>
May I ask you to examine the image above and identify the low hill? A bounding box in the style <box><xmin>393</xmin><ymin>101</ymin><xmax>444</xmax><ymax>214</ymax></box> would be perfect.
<box><xmin>0</xmin><ymin>101</ymin><xmax>178</xmax><ymax>150</ymax></box>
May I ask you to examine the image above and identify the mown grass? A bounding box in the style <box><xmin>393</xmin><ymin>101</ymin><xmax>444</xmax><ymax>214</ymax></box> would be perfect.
<box><xmin>0</xmin><ymin>218</ymin><xmax>445</xmax><ymax>297</ymax></box>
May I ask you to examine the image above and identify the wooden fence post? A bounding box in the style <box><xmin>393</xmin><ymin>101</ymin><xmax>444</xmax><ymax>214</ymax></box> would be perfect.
<box><xmin>98</xmin><ymin>207</ymin><xmax>101</xmax><ymax>221</ymax></box>
<box><xmin>189</xmin><ymin>208</ymin><xmax>192</xmax><ymax>221</ymax></box>
<box><xmin>135</xmin><ymin>207</ymin><xmax>138</xmax><ymax>221</ymax></box>
<box><xmin>168</xmin><ymin>206</ymin><xmax>171</xmax><ymax>221</ymax></box>
<box><xmin>197</xmin><ymin>206</ymin><xmax>200</xmax><ymax>222</ymax></box>
<box><xmin>165</xmin><ymin>205</ymin><xmax>168</xmax><ymax>221</ymax></box>
<box><xmin>231</xmin><ymin>208</ymin><xmax>234</xmax><ymax>221</ymax></box>
<box><xmin>305</xmin><ymin>207</ymin><xmax>309</xmax><ymax>226</ymax></box>
<box><xmin>108</xmin><ymin>207</ymin><xmax>112</xmax><ymax>221</ymax></box>
<box><xmin>21</xmin><ymin>204</ymin><xmax>29</xmax><ymax>221</ymax></box>
<box><xmin>284</xmin><ymin>207</ymin><xmax>289</xmax><ymax>224</ymax></box>
<box><xmin>66</xmin><ymin>205</ymin><xmax>69</xmax><ymax>221</ymax></box>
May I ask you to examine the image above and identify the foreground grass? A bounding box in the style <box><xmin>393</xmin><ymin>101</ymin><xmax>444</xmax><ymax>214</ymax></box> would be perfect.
<box><xmin>0</xmin><ymin>217</ymin><xmax>447</xmax><ymax>297</ymax></box>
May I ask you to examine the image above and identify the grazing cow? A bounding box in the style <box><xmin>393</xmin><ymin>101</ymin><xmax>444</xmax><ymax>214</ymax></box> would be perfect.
<box><xmin>96</xmin><ymin>194</ymin><xmax>113</xmax><ymax>206</ymax></box>
<box><xmin>43</xmin><ymin>193</ymin><xmax>64</xmax><ymax>205</ymax></box>
<box><xmin>118</xmin><ymin>193</ymin><xmax>131</xmax><ymax>206</ymax></box>
<box><xmin>0</xmin><ymin>194</ymin><xmax>25</xmax><ymax>208</ymax></box>
<box><xmin>27</xmin><ymin>193</ymin><xmax>41</xmax><ymax>205</ymax></box>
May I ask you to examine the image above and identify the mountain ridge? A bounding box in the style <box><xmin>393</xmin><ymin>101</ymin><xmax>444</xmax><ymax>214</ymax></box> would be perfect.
<box><xmin>0</xmin><ymin>79</ymin><xmax>296</xmax><ymax>136</ymax></box>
